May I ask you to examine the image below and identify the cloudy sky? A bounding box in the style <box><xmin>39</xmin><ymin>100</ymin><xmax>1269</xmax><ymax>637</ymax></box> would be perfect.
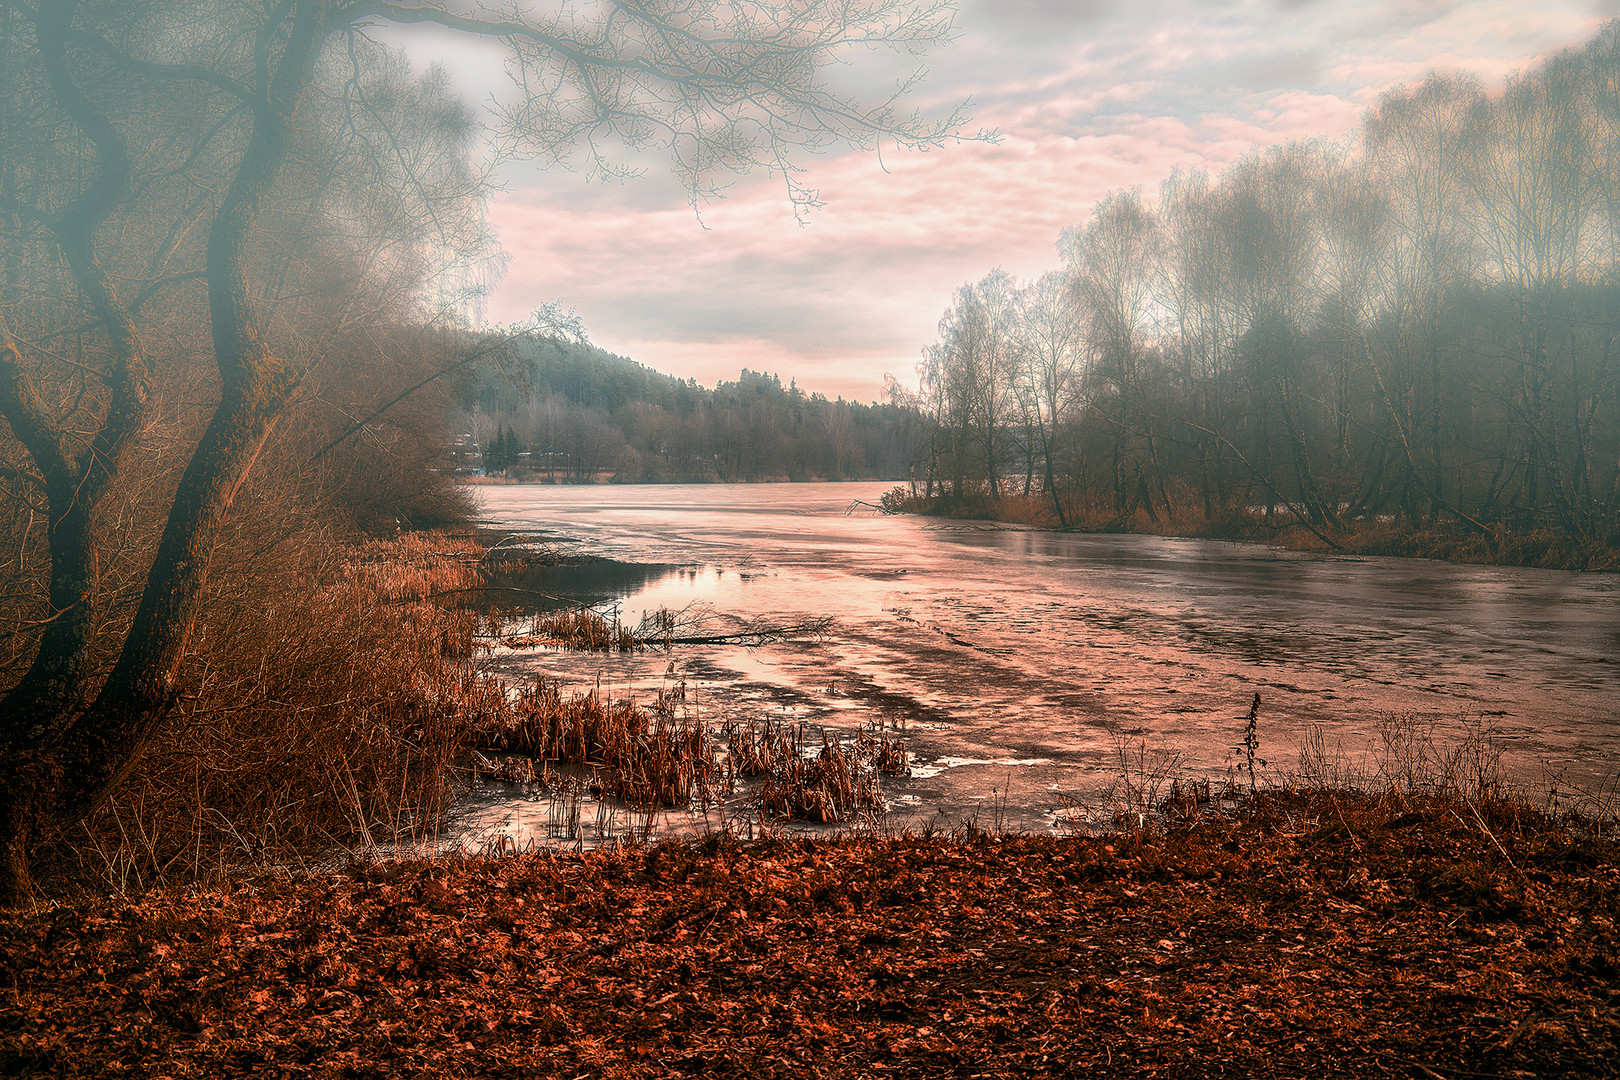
<box><xmin>377</xmin><ymin>0</ymin><xmax>1617</xmax><ymax>403</ymax></box>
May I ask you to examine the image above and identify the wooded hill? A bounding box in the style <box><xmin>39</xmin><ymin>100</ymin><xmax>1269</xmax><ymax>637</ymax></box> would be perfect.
<box><xmin>452</xmin><ymin>340</ymin><xmax>924</xmax><ymax>482</ymax></box>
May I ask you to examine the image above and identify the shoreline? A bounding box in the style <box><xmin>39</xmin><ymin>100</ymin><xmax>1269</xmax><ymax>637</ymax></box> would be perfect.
<box><xmin>463</xmin><ymin>477</ymin><xmax>1617</xmax><ymax>571</ymax></box>
<box><xmin>887</xmin><ymin>490</ymin><xmax>1620</xmax><ymax>574</ymax></box>
<box><xmin>459</xmin><ymin>475</ymin><xmax>907</xmax><ymax>487</ymax></box>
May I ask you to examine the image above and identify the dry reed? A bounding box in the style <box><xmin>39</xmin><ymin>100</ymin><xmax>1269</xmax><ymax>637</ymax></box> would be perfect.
<box><xmin>467</xmin><ymin>678</ymin><xmax>723</xmax><ymax>810</ymax></box>
<box><xmin>503</xmin><ymin>606</ymin><xmax>638</xmax><ymax>652</ymax></box>
<box><xmin>859</xmin><ymin>720</ymin><xmax>911</xmax><ymax>776</ymax></box>
<box><xmin>729</xmin><ymin>717</ymin><xmax>882</xmax><ymax>824</ymax></box>
<box><xmin>63</xmin><ymin>530</ymin><xmax>502</xmax><ymax>892</ymax></box>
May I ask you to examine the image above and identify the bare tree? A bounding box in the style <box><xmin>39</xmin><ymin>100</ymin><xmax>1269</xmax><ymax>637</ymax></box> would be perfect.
<box><xmin>907</xmin><ymin>21</ymin><xmax>1620</xmax><ymax>552</ymax></box>
<box><xmin>1469</xmin><ymin>58</ymin><xmax>1603</xmax><ymax>535</ymax></box>
<box><xmin>1361</xmin><ymin>71</ymin><xmax>1487</xmax><ymax>527</ymax></box>
<box><xmin>1061</xmin><ymin>189</ymin><xmax>1162</xmax><ymax>517</ymax></box>
<box><xmin>1156</xmin><ymin>167</ymin><xmax>1228</xmax><ymax>516</ymax></box>
<box><xmin>921</xmin><ymin>269</ymin><xmax>1017</xmax><ymax>498</ymax></box>
<box><xmin>0</xmin><ymin>0</ymin><xmax>974</xmax><ymax>903</ymax></box>
<box><xmin>1009</xmin><ymin>270</ymin><xmax>1087</xmax><ymax>524</ymax></box>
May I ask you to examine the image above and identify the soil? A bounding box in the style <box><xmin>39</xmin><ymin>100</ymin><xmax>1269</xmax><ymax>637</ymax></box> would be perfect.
<box><xmin>3</xmin><ymin>791</ymin><xmax>1616</xmax><ymax>1079</ymax></box>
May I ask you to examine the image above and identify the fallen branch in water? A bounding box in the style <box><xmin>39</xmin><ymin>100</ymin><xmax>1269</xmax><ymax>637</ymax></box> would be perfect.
<box><xmin>501</xmin><ymin>609</ymin><xmax>833</xmax><ymax>652</ymax></box>
<box><xmin>653</xmin><ymin>616</ymin><xmax>834</xmax><ymax>647</ymax></box>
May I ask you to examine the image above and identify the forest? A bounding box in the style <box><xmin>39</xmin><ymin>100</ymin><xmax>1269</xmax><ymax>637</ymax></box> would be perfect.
<box><xmin>454</xmin><ymin>341</ymin><xmax>922</xmax><ymax>482</ymax></box>
<box><xmin>905</xmin><ymin>23</ymin><xmax>1620</xmax><ymax>563</ymax></box>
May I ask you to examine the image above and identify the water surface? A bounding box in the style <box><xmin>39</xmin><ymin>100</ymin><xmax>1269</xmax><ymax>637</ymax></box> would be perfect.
<box><xmin>470</xmin><ymin>482</ymin><xmax>1618</xmax><ymax>837</ymax></box>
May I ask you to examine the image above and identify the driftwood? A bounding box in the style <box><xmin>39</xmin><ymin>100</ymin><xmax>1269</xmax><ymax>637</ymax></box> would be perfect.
<box><xmin>502</xmin><ymin>615</ymin><xmax>833</xmax><ymax>652</ymax></box>
<box><xmin>648</xmin><ymin>618</ymin><xmax>833</xmax><ymax>646</ymax></box>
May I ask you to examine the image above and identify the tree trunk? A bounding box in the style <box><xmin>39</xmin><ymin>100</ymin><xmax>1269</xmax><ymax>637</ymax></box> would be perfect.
<box><xmin>0</xmin><ymin>0</ymin><xmax>329</xmax><ymax>905</ymax></box>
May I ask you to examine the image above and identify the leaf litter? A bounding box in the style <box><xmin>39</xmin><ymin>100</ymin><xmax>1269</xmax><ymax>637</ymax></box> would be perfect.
<box><xmin>2</xmin><ymin>789</ymin><xmax>1616</xmax><ymax>1078</ymax></box>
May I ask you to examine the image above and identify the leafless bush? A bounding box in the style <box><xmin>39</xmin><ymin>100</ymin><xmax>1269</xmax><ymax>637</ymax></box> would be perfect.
<box><xmin>1374</xmin><ymin>714</ymin><xmax>1510</xmax><ymax>803</ymax></box>
<box><xmin>64</xmin><ymin>530</ymin><xmax>497</xmax><ymax>890</ymax></box>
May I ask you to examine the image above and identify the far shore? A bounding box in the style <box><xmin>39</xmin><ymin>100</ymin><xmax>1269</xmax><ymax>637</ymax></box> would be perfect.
<box><xmin>463</xmin><ymin>477</ymin><xmax>1618</xmax><ymax>572</ymax></box>
<box><xmin>459</xmin><ymin>474</ymin><xmax>903</xmax><ymax>486</ymax></box>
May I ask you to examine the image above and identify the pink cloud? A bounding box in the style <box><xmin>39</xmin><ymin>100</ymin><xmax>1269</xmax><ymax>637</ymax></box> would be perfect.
<box><xmin>443</xmin><ymin>1</ymin><xmax>1614</xmax><ymax>403</ymax></box>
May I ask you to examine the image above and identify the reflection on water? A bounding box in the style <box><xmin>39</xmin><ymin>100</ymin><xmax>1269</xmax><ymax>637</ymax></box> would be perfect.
<box><xmin>467</xmin><ymin>482</ymin><xmax>1619</xmax><ymax>840</ymax></box>
<box><xmin>478</xmin><ymin>557</ymin><xmax>678</xmax><ymax>614</ymax></box>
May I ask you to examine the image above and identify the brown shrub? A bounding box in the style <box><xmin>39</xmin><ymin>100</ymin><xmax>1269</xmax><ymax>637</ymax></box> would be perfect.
<box><xmin>62</xmin><ymin>531</ymin><xmax>497</xmax><ymax>891</ymax></box>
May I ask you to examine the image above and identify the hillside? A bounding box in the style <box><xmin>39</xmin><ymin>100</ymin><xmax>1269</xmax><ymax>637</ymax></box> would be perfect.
<box><xmin>452</xmin><ymin>340</ymin><xmax>923</xmax><ymax>482</ymax></box>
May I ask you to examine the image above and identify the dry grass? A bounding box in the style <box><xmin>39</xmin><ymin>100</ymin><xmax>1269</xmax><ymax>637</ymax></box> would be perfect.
<box><xmin>1334</xmin><ymin>522</ymin><xmax>1620</xmax><ymax>572</ymax></box>
<box><xmin>467</xmin><ymin>678</ymin><xmax>724</xmax><ymax>810</ymax></box>
<box><xmin>1091</xmin><ymin>705</ymin><xmax>1618</xmax><ymax>852</ymax></box>
<box><xmin>59</xmin><ymin>530</ymin><xmax>502</xmax><ymax>892</ymax></box>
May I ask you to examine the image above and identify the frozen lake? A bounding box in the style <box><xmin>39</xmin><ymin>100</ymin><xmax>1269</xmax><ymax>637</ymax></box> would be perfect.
<box><xmin>465</xmin><ymin>482</ymin><xmax>1619</xmax><ymax>838</ymax></box>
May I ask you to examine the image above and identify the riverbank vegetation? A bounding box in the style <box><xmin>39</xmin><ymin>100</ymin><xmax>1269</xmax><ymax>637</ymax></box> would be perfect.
<box><xmin>901</xmin><ymin>24</ymin><xmax>1620</xmax><ymax>572</ymax></box>
<box><xmin>27</xmin><ymin>533</ymin><xmax>499</xmax><ymax>894</ymax></box>
<box><xmin>0</xmin><ymin>0</ymin><xmax>970</xmax><ymax>905</ymax></box>
<box><xmin>883</xmin><ymin>487</ymin><xmax>1620</xmax><ymax>571</ymax></box>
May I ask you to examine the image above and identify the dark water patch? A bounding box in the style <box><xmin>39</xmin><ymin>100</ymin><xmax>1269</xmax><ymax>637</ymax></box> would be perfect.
<box><xmin>827</xmin><ymin>671</ymin><xmax>958</xmax><ymax>729</ymax></box>
<box><xmin>478</xmin><ymin>557</ymin><xmax>680</xmax><ymax>613</ymax></box>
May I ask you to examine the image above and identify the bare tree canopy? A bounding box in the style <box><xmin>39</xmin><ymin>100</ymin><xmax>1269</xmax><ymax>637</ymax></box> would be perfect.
<box><xmin>0</xmin><ymin>0</ymin><xmax>976</xmax><ymax>903</ymax></box>
<box><xmin>361</xmin><ymin>0</ymin><xmax>981</xmax><ymax>212</ymax></box>
<box><xmin>914</xmin><ymin>21</ymin><xmax>1620</xmax><ymax>558</ymax></box>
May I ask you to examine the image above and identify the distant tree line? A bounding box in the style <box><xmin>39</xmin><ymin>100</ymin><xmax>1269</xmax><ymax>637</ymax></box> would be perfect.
<box><xmin>913</xmin><ymin>23</ymin><xmax>1620</xmax><ymax>550</ymax></box>
<box><xmin>454</xmin><ymin>340</ymin><xmax>924</xmax><ymax>482</ymax></box>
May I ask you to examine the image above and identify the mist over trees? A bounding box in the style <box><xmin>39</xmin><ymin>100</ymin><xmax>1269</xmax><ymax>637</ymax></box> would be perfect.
<box><xmin>455</xmin><ymin>341</ymin><xmax>922</xmax><ymax>482</ymax></box>
<box><xmin>913</xmin><ymin>23</ymin><xmax>1620</xmax><ymax>555</ymax></box>
<box><xmin>0</xmin><ymin>0</ymin><xmax>969</xmax><ymax>902</ymax></box>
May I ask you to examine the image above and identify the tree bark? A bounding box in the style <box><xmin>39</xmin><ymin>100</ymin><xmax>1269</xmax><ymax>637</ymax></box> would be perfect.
<box><xmin>0</xmin><ymin>0</ymin><xmax>330</xmax><ymax>905</ymax></box>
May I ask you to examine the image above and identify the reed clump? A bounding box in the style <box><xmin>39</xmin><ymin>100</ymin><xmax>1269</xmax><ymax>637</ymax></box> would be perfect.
<box><xmin>467</xmin><ymin>681</ymin><xmax>898</xmax><ymax>827</ymax></box>
<box><xmin>469</xmin><ymin>678</ymin><xmax>723</xmax><ymax>809</ymax></box>
<box><xmin>503</xmin><ymin>606</ymin><xmax>638</xmax><ymax>652</ymax></box>
<box><xmin>721</xmin><ymin>715</ymin><xmax>786</xmax><ymax>777</ymax></box>
<box><xmin>727</xmin><ymin>717</ymin><xmax>881</xmax><ymax>824</ymax></box>
<box><xmin>859</xmin><ymin>720</ymin><xmax>911</xmax><ymax>776</ymax></box>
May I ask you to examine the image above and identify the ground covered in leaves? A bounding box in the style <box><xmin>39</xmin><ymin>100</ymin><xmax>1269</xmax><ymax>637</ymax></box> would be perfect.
<box><xmin>3</xmin><ymin>792</ymin><xmax>1616</xmax><ymax>1078</ymax></box>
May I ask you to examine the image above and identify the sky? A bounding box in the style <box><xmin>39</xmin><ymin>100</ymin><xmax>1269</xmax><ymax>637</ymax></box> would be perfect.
<box><xmin>375</xmin><ymin>0</ymin><xmax>1619</xmax><ymax>404</ymax></box>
